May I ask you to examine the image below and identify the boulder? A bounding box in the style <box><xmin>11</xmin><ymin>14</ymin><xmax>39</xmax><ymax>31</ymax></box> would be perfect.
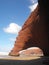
<box><xmin>19</xmin><ymin>47</ymin><xmax>44</xmax><ymax>57</ymax></box>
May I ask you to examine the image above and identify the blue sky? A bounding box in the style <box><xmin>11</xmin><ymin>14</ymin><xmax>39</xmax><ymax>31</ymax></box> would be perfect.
<box><xmin>0</xmin><ymin>0</ymin><xmax>38</xmax><ymax>54</ymax></box>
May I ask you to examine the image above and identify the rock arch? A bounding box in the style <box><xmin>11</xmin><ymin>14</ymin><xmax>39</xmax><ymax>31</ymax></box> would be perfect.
<box><xmin>9</xmin><ymin>0</ymin><xmax>49</xmax><ymax>56</ymax></box>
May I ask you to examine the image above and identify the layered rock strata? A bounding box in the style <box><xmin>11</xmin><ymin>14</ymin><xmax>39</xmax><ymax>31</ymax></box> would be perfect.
<box><xmin>9</xmin><ymin>0</ymin><xmax>49</xmax><ymax>56</ymax></box>
<box><xmin>9</xmin><ymin>6</ymin><xmax>39</xmax><ymax>56</ymax></box>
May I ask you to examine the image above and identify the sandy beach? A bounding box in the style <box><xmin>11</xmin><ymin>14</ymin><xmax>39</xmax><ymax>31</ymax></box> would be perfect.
<box><xmin>0</xmin><ymin>56</ymin><xmax>49</xmax><ymax>65</ymax></box>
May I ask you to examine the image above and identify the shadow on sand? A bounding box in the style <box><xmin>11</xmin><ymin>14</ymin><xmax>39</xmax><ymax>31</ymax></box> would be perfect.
<box><xmin>0</xmin><ymin>56</ymin><xmax>49</xmax><ymax>65</ymax></box>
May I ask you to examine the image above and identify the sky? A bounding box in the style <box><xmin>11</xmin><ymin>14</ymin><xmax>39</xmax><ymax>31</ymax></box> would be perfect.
<box><xmin>0</xmin><ymin>0</ymin><xmax>38</xmax><ymax>55</ymax></box>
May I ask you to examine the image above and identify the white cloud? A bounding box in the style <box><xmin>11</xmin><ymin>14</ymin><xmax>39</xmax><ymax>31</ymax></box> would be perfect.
<box><xmin>30</xmin><ymin>0</ymin><xmax>37</xmax><ymax>4</ymax></box>
<box><xmin>29</xmin><ymin>0</ymin><xmax>38</xmax><ymax>12</ymax></box>
<box><xmin>0</xmin><ymin>52</ymin><xmax>9</xmax><ymax>55</ymax></box>
<box><xmin>30</xmin><ymin>0</ymin><xmax>35</xmax><ymax>4</ymax></box>
<box><xmin>29</xmin><ymin>3</ymin><xmax>38</xmax><ymax>12</ymax></box>
<box><xmin>0</xmin><ymin>46</ymin><xmax>11</xmax><ymax>53</ymax></box>
<box><xmin>9</xmin><ymin>38</ymin><xmax>16</xmax><ymax>42</ymax></box>
<box><xmin>3</xmin><ymin>23</ymin><xmax>21</xmax><ymax>34</ymax></box>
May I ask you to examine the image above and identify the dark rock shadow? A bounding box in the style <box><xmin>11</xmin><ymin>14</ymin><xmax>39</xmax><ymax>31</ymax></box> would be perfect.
<box><xmin>0</xmin><ymin>56</ymin><xmax>49</xmax><ymax>65</ymax></box>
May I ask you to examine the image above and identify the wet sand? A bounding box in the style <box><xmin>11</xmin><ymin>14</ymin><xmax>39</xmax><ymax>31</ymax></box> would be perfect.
<box><xmin>0</xmin><ymin>56</ymin><xmax>49</xmax><ymax>65</ymax></box>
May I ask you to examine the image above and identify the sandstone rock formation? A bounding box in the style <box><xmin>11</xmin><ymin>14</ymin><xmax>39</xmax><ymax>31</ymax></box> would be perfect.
<box><xmin>9</xmin><ymin>0</ymin><xmax>49</xmax><ymax>56</ymax></box>
<box><xmin>9</xmin><ymin>6</ymin><xmax>39</xmax><ymax>56</ymax></box>
<box><xmin>19</xmin><ymin>47</ymin><xmax>44</xmax><ymax>57</ymax></box>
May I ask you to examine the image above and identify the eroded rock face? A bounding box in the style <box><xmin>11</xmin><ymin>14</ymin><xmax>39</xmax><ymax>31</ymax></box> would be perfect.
<box><xmin>9</xmin><ymin>6</ymin><xmax>39</xmax><ymax>56</ymax></box>
<box><xmin>9</xmin><ymin>0</ymin><xmax>49</xmax><ymax>56</ymax></box>
<box><xmin>19</xmin><ymin>47</ymin><xmax>44</xmax><ymax>57</ymax></box>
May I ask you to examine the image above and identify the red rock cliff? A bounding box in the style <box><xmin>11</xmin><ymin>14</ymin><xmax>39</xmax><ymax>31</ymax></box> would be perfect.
<box><xmin>9</xmin><ymin>0</ymin><xmax>49</xmax><ymax>56</ymax></box>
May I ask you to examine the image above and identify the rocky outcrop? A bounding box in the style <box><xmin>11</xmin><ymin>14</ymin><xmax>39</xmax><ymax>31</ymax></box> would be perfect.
<box><xmin>9</xmin><ymin>6</ymin><xmax>39</xmax><ymax>56</ymax></box>
<box><xmin>19</xmin><ymin>47</ymin><xmax>44</xmax><ymax>57</ymax></box>
<box><xmin>9</xmin><ymin>0</ymin><xmax>49</xmax><ymax>56</ymax></box>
